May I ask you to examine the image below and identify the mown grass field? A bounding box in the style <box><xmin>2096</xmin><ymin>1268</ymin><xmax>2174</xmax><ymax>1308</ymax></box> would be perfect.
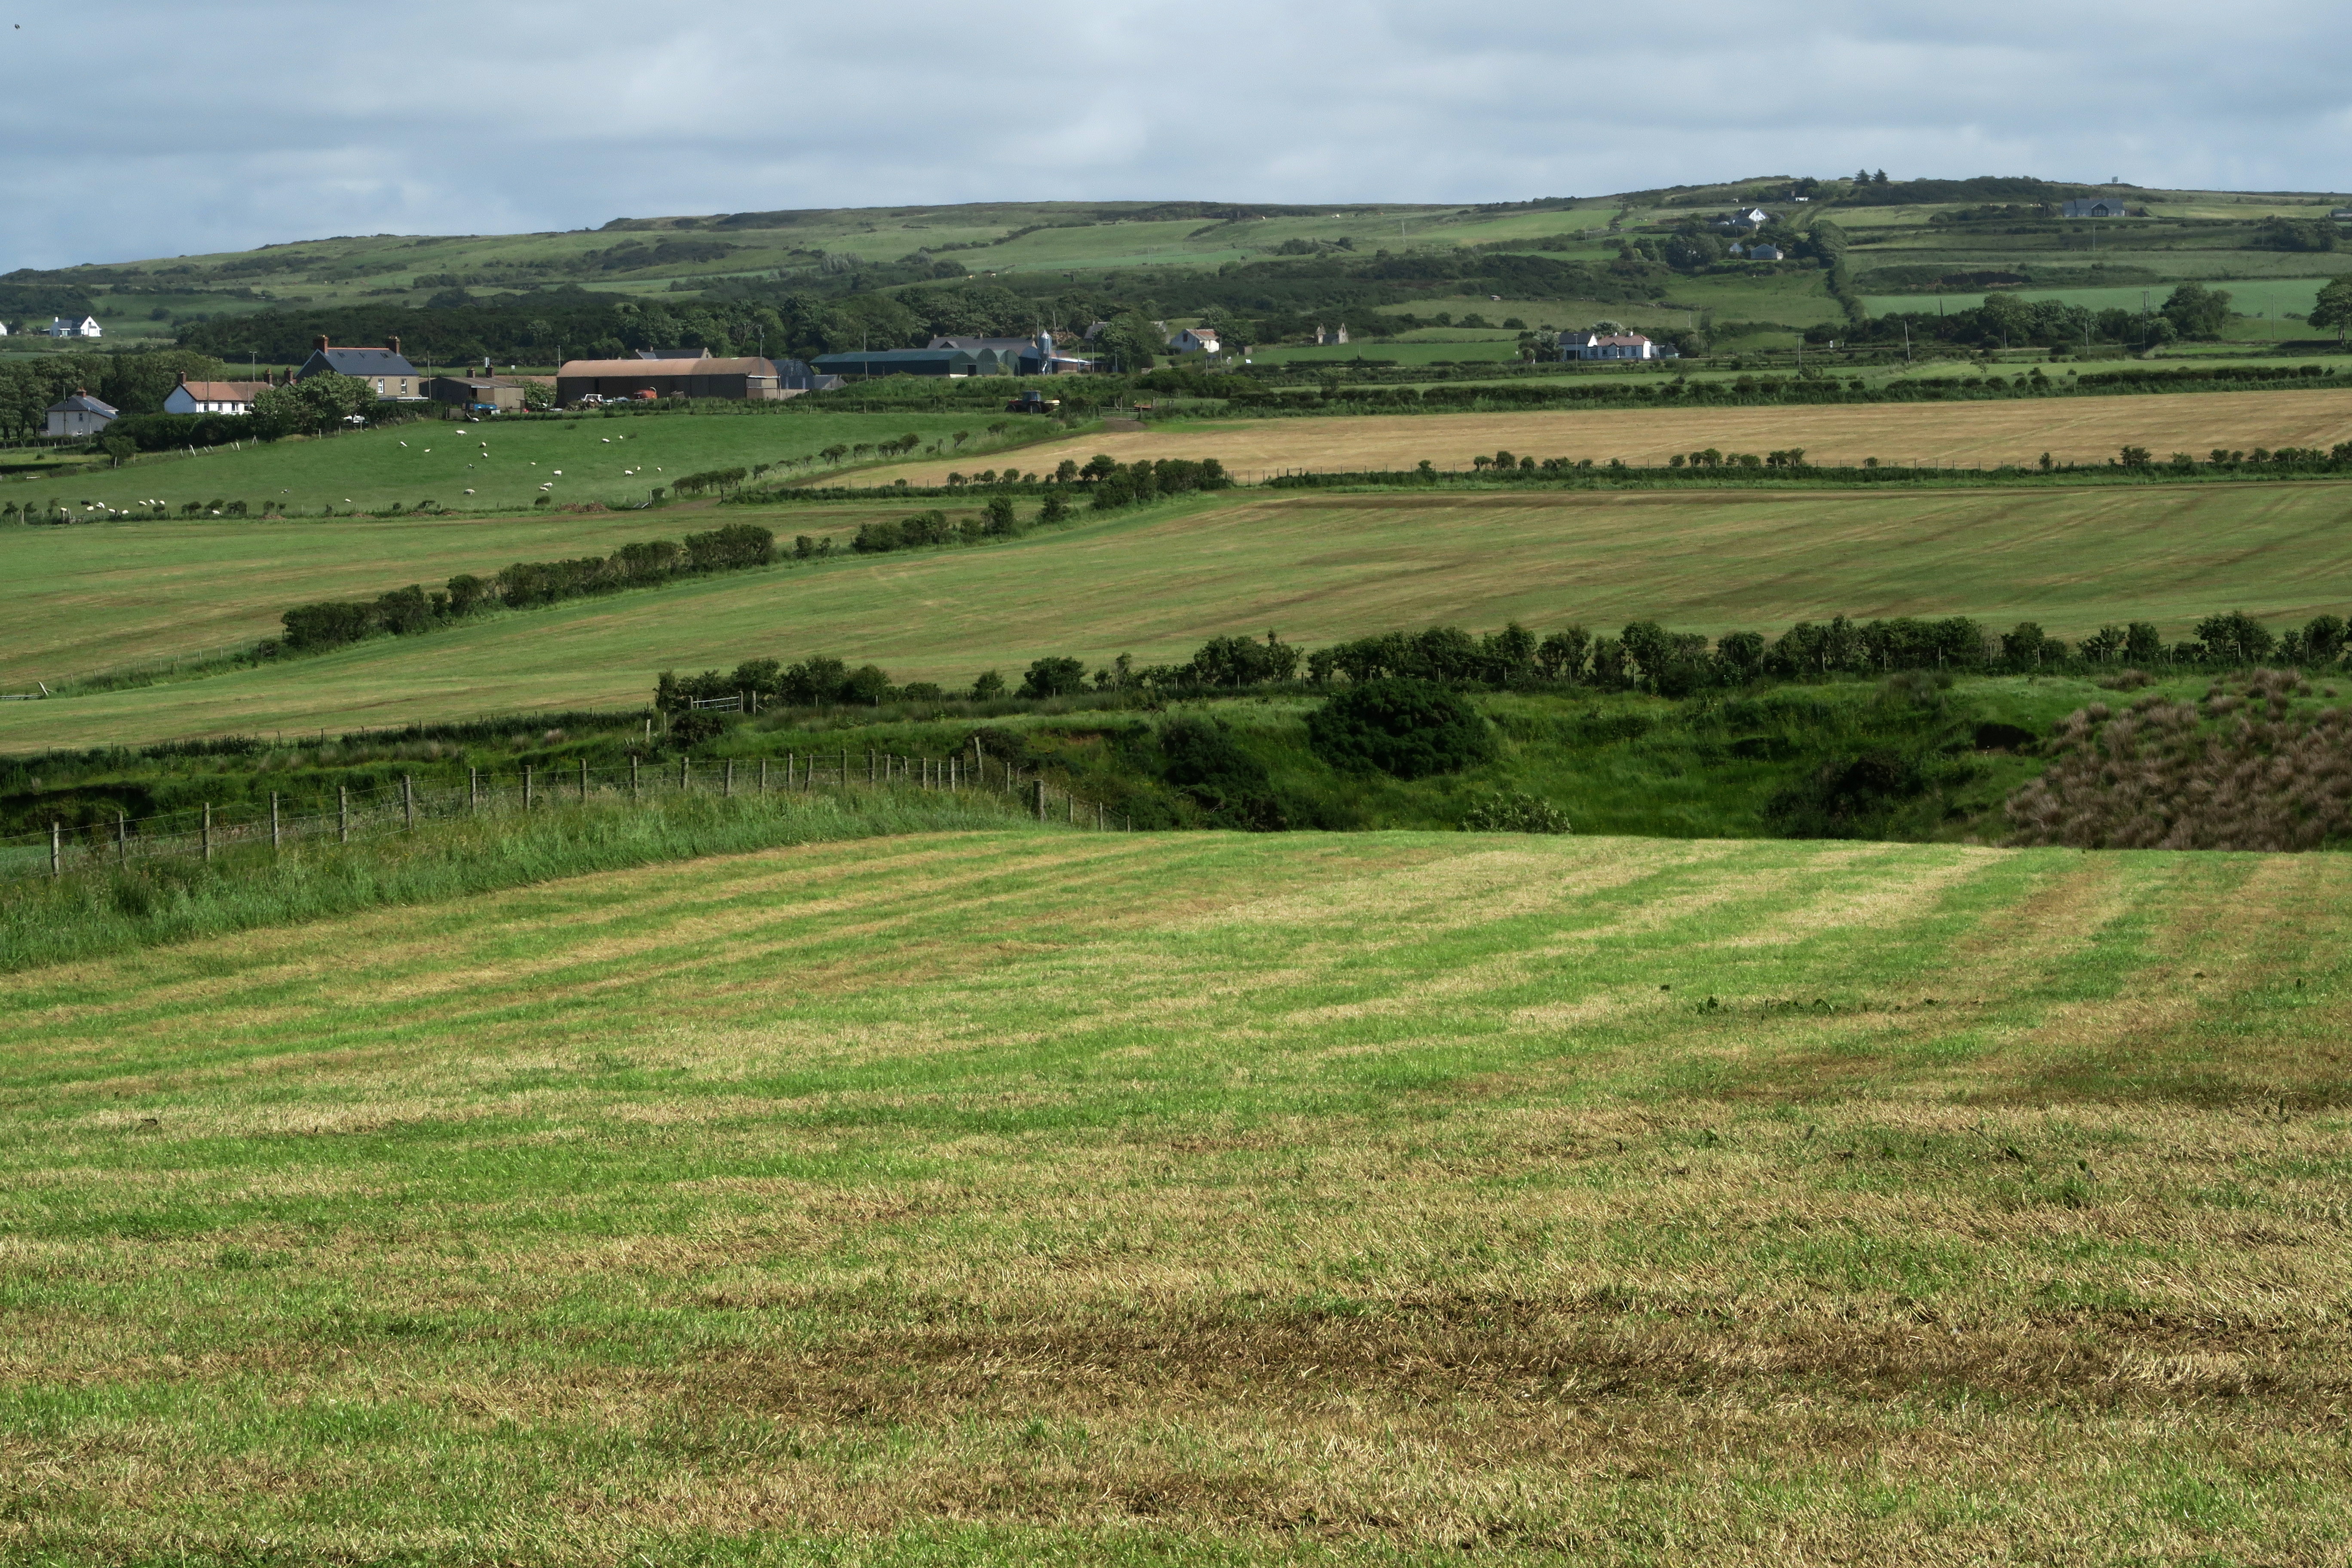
<box><xmin>3</xmin><ymin>829</ymin><xmax>2348</xmax><ymax>1564</ymax></box>
<box><xmin>0</xmin><ymin>499</ymin><xmax>970</xmax><ymax>689</ymax></box>
<box><xmin>6</xmin><ymin>407</ymin><xmax>1053</xmax><ymax>518</ymax></box>
<box><xmin>7</xmin><ymin>481</ymin><xmax>2352</xmax><ymax>750</ymax></box>
<box><xmin>851</xmin><ymin>386</ymin><xmax>2352</xmax><ymax>486</ymax></box>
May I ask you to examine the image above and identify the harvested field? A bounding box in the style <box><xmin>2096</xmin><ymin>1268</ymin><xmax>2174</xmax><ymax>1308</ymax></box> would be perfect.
<box><xmin>3</xmin><ymin>829</ymin><xmax>2349</xmax><ymax>1565</ymax></box>
<box><xmin>9</xmin><ymin>480</ymin><xmax>2352</xmax><ymax>750</ymax></box>
<box><xmin>850</xmin><ymin>385</ymin><xmax>2352</xmax><ymax>486</ymax></box>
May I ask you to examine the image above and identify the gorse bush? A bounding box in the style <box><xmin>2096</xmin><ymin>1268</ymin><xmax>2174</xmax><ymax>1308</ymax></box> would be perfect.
<box><xmin>1459</xmin><ymin>791</ymin><xmax>1571</xmax><ymax>834</ymax></box>
<box><xmin>2006</xmin><ymin>670</ymin><xmax>2352</xmax><ymax>849</ymax></box>
<box><xmin>1306</xmin><ymin>678</ymin><xmax>1495</xmax><ymax>779</ymax></box>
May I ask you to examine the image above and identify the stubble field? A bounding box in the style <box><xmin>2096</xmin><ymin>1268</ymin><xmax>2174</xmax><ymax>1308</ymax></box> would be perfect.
<box><xmin>3</xmin><ymin>828</ymin><xmax>2347</xmax><ymax>1565</ymax></box>
<box><xmin>849</xmin><ymin>386</ymin><xmax>2352</xmax><ymax>486</ymax></box>
<box><xmin>6</xmin><ymin>480</ymin><xmax>2352</xmax><ymax>750</ymax></box>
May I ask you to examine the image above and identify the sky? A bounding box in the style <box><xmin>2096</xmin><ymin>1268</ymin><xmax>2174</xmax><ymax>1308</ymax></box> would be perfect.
<box><xmin>6</xmin><ymin>0</ymin><xmax>2350</xmax><ymax>270</ymax></box>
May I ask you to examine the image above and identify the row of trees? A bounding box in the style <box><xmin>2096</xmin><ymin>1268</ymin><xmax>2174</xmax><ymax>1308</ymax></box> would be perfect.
<box><xmin>662</xmin><ymin>608</ymin><xmax>2352</xmax><ymax>720</ymax></box>
<box><xmin>275</xmin><ymin>524</ymin><xmax>775</xmax><ymax>652</ymax></box>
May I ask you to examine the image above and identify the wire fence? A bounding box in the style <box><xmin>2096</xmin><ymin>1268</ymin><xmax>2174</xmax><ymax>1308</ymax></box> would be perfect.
<box><xmin>0</xmin><ymin>747</ymin><xmax>1129</xmax><ymax>886</ymax></box>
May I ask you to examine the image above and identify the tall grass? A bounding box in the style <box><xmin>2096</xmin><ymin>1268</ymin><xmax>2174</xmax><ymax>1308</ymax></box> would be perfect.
<box><xmin>0</xmin><ymin>786</ymin><xmax>1048</xmax><ymax>973</ymax></box>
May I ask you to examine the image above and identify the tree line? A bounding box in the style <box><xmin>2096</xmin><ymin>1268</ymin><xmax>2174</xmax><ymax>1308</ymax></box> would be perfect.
<box><xmin>655</xmin><ymin>606</ymin><xmax>2352</xmax><ymax>721</ymax></box>
<box><xmin>273</xmin><ymin>524</ymin><xmax>776</xmax><ymax>653</ymax></box>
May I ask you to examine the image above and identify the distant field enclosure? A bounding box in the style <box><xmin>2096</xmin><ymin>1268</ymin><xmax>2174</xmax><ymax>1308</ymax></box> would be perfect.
<box><xmin>852</xmin><ymin>386</ymin><xmax>2352</xmax><ymax>487</ymax></box>
<box><xmin>8</xmin><ymin>480</ymin><xmax>2352</xmax><ymax>750</ymax></box>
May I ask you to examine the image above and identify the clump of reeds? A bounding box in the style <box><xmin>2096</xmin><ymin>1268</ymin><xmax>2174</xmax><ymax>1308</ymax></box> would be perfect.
<box><xmin>2006</xmin><ymin>668</ymin><xmax>2352</xmax><ymax>849</ymax></box>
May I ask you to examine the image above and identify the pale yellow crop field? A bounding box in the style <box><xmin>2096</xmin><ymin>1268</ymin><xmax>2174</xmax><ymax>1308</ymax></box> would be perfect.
<box><xmin>849</xmin><ymin>387</ymin><xmax>2352</xmax><ymax>486</ymax></box>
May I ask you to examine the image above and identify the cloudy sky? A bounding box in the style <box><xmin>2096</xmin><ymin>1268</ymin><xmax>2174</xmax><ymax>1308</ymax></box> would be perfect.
<box><xmin>7</xmin><ymin>0</ymin><xmax>2349</xmax><ymax>270</ymax></box>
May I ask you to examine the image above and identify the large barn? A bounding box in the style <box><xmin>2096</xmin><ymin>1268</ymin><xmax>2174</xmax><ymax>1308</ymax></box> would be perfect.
<box><xmin>554</xmin><ymin>356</ymin><xmax>791</xmax><ymax>406</ymax></box>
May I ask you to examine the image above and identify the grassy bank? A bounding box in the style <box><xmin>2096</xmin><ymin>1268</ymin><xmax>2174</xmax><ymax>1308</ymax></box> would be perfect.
<box><xmin>3</xmin><ymin>830</ymin><xmax>2348</xmax><ymax>1562</ymax></box>
<box><xmin>0</xmin><ymin>784</ymin><xmax>1044</xmax><ymax>973</ymax></box>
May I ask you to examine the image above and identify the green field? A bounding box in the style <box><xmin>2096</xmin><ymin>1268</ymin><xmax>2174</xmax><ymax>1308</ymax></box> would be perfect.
<box><xmin>8</xmin><ymin>481</ymin><xmax>2352</xmax><ymax>750</ymax></box>
<box><xmin>4</xmin><ymin>827</ymin><xmax>2348</xmax><ymax>1563</ymax></box>
<box><xmin>5</xmin><ymin>408</ymin><xmax>1060</xmax><ymax>519</ymax></box>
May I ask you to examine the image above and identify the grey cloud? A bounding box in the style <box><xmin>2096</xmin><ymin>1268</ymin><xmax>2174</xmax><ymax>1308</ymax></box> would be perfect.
<box><xmin>4</xmin><ymin>0</ymin><xmax>2348</xmax><ymax>268</ymax></box>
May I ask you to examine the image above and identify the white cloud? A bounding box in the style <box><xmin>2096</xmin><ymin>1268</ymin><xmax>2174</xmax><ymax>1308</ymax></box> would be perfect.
<box><xmin>4</xmin><ymin>0</ymin><xmax>2349</xmax><ymax>267</ymax></box>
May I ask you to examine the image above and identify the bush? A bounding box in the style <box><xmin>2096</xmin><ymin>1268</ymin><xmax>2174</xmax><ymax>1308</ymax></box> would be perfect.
<box><xmin>1157</xmin><ymin>717</ymin><xmax>1286</xmax><ymax>830</ymax></box>
<box><xmin>1019</xmin><ymin>656</ymin><xmax>1087</xmax><ymax>700</ymax></box>
<box><xmin>1305</xmin><ymin>678</ymin><xmax>1495</xmax><ymax>778</ymax></box>
<box><xmin>1460</xmin><ymin>791</ymin><xmax>1571</xmax><ymax>833</ymax></box>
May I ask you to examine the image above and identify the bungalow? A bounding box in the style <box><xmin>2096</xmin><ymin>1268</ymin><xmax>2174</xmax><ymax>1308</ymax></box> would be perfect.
<box><xmin>1561</xmin><ymin>332</ymin><xmax>1674</xmax><ymax>362</ymax></box>
<box><xmin>2061</xmin><ymin>198</ymin><xmax>2131</xmax><ymax>218</ymax></box>
<box><xmin>294</xmin><ymin>335</ymin><xmax>422</xmax><ymax>399</ymax></box>
<box><xmin>163</xmin><ymin>372</ymin><xmax>270</xmax><ymax>415</ymax></box>
<box><xmin>1168</xmin><ymin>326</ymin><xmax>1221</xmax><ymax>354</ymax></box>
<box><xmin>45</xmin><ymin>389</ymin><xmax>118</xmax><ymax>437</ymax></box>
<box><xmin>555</xmin><ymin>355</ymin><xmax>789</xmax><ymax>406</ymax></box>
<box><xmin>46</xmin><ymin>315</ymin><xmax>101</xmax><ymax>340</ymax></box>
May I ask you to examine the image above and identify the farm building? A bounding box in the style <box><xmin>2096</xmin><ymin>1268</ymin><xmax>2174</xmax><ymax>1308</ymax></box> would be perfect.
<box><xmin>2061</xmin><ymin>198</ymin><xmax>2132</xmax><ymax>218</ymax></box>
<box><xmin>1746</xmin><ymin>244</ymin><xmax>1784</xmax><ymax>261</ymax></box>
<box><xmin>294</xmin><ymin>336</ymin><xmax>422</xmax><ymax>399</ymax></box>
<box><xmin>926</xmin><ymin>332</ymin><xmax>1088</xmax><ymax>374</ymax></box>
<box><xmin>162</xmin><ymin>373</ymin><xmax>270</xmax><ymax>415</ymax></box>
<box><xmin>1561</xmin><ymin>332</ymin><xmax>1674</xmax><ymax>362</ymax></box>
<box><xmin>1168</xmin><ymin>327</ymin><xmax>1221</xmax><ymax>354</ymax></box>
<box><xmin>554</xmin><ymin>355</ymin><xmax>790</xmax><ymax>405</ymax></box>
<box><xmin>633</xmin><ymin>347</ymin><xmax>706</xmax><ymax>360</ymax></box>
<box><xmin>46</xmin><ymin>315</ymin><xmax>101</xmax><ymax>339</ymax></box>
<box><xmin>814</xmin><ymin>347</ymin><xmax>986</xmax><ymax>380</ymax></box>
<box><xmin>1315</xmin><ymin>323</ymin><xmax>1350</xmax><ymax>346</ymax></box>
<box><xmin>1713</xmin><ymin>208</ymin><xmax>1770</xmax><ymax>232</ymax></box>
<box><xmin>44</xmin><ymin>390</ymin><xmax>118</xmax><ymax>437</ymax></box>
<box><xmin>423</xmin><ymin>375</ymin><xmax>532</xmax><ymax>413</ymax></box>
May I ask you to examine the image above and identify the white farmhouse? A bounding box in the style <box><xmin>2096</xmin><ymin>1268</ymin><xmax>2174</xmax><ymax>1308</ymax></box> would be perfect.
<box><xmin>163</xmin><ymin>371</ymin><xmax>272</xmax><ymax>415</ymax></box>
<box><xmin>45</xmin><ymin>390</ymin><xmax>119</xmax><ymax>437</ymax></box>
<box><xmin>1168</xmin><ymin>326</ymin><xmax>1221</xmax><ymax>354</ymax></box>
<box><xmin>46</xmin><ymin>315</ymin><xmax>102</xmax><ymax>340</ymax></box>
<box><xmin>1561</xmin><ymin>331</ymin><xmax>1675</xmax><ymax>361</ymax></box>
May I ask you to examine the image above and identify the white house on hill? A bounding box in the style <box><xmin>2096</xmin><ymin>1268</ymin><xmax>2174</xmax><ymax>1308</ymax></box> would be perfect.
<box><xmin>163</xmin><ymin>372</ymin><xmax>272</xmax><ymax>416</ymax></box>
<box><xmin>45</xmin><ymin>390</ymin><xmax>118</xmax><ymax>437</ymax></box>
<box><xmin>1562</xmin><ymin>331</ymin><xmax>1674</xmax><ymax>361</ymax></box>
<box><xmin>47</xmin><ymin>315</ymin><xmax>101</xmax><ymax>340</ymax></box>
<box><xmin>1169</xmin><ymin>327</ymin><xmax>1221</xmax><ymax>354</ymax></box>
<box><xmin>2061</xmin><ymin>198</ymin><xmax>2131</xmax><ymax>218</ymax></box>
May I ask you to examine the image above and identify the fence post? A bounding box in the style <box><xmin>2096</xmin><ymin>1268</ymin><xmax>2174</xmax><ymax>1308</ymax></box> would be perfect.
<box><xmin>760</xmin><ymin>758</ymin><xmax>769</xmax><ymax>794</ymax></box>
<box><xmin>116</xmin><ymin>811</ymin><xmax>126</xmax><ymax>863</ymax></box>
<box><xmin>339</xmin><ymin>787</ymin><xmax>349</xmax><ymax>844</ymax></box>
<box><xmin>470</xmin><ymin>767</ymin><xmax>480</xmax><ymax>809</ymax></box>
<box><xmin>403</xmin><ymin>775</ymin><xmax>414</xmax><ymax>831</ymax></box>
<box><xmin>1096</xmin><ymin>801</ymin><xmax>1103</xmax><ymax>830</ymax></box>
<box><xmin>868</xmin><ymin>749</ymin><xmax>876</xmax><ymax>784</ymax></box>
<box><xmin>523</xmin><ymin>765</ymin><xmax>533</xmax><ymax>812</ymax></box>
<box><xmin>724</xmin><ymin>760</ymin><xmax>734</xmax><ymax>798</ymax></box>
<box><xmin>682</xmin><ymin>756</ymin><xmax>690</xmax><ymax>793</ymax></box>
<box><xmin>50</xmin><ymin>821</ymin><xmax>59</xmax><ymax>879</ymax></box>
<box><xmin>840</xmin><ymin>748</ymin><xmax>848</xmax><ymax>789</ymax></box>
<box><xmin>631</xmin><ymin>755</ymin><xmax>640</xmax><ymax>800</ymax></box>
<box><xmin>202</xmin><ymin>802</ymin><xmax>213</xmax><ymax>861</ymax></box>
<box><xmin>272</xmin><ymin>793</ymin><xmax>281</xmax><ymax>851</ymax></box>
<box><xmin>1068</xmin><ymin>793</ymin><xmax>1074</xmax><ymax>824</ymax></box>
<box><xmin>1032</xmin><ymin>779</ymin><xmax>1046</xmax><ymax>821</ymax></box>
<box><xmin>579</xmin><ymin>757</ymin><xmax>588</xmax><ymax>802</ymax></box>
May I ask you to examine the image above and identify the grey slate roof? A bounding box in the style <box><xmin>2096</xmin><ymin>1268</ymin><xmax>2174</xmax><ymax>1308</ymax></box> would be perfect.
<box><xmin>49</xmin><ymin>392</ymin><xmax>118</xmax><ymax>416</ymax></box>
<box><xmin>303</xmin><ymin>346</ymin><xmax>418</xmax><ymax>379</ymax></box>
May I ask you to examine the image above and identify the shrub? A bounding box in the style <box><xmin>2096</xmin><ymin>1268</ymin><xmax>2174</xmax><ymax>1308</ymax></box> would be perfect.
<box><xmin>1019</xmin><ymin>656</ymin><xmax>1087</xmax><ymax>700</ymax></box>
<box><xmin>1158</xmin><ymin>717</ymin><xmax>1286</xmax><ymax>830</ymax></box>
<box><xmin>1460</xmin><ymin>791</ymin><xmax>1571</xmax><ymax>833</ymax></box>
<box><xmin>1305</xmin><ymin>678</ymin><xmax>1494</xmax><ymax>778</ymax></box>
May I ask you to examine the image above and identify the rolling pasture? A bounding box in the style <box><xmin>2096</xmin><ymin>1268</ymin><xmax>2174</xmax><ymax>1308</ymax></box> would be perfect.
<box><xmin>6</xmin><ymin>407</ymin><xmax>1048</xmax><ymax>518</ymax></box>
<box><xmin>3</xmin><ymin>829</ymin><xmax>2347</xmax><ymax>1563</ymax></box>
<box><xmin>7</xmin><ymin>481</ymin><xmax>2352</xmax><ymax>749</ymax></box>
<box><xmin>852</xmin><ymin>386</ymin><xmax>2352</xmax><ymax>485</ymax></box>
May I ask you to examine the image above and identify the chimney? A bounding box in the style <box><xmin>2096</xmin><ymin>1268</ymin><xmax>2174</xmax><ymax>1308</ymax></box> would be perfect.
<box><xmin>388</xmin><ymin>335</ymin><xmax>401</xmax><ymax>357</ymax></box>
<box><xmin>313</xmin><ymin>334</ymin><xmax>328</xmax><ymax>354</ymax></box>
<box><xmin>176</xmin><ymin>370</ymin><xmax>188</xmax><ymax>386</ymax></box>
